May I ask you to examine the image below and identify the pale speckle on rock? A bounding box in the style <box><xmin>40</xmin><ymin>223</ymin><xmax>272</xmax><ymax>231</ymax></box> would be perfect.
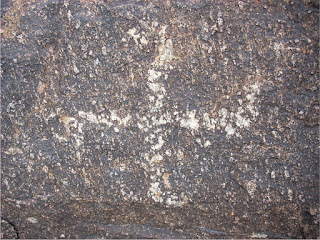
<box><xmin>246</xmin><ymin>180</ymin><xmax>257</xmax><ymax>196</ymax></box>
<box><xmin>225</xmin><ymin>124</ymin><xmax>235</xmax><ymax>135</ymax></box>
<box><xmin>218</xmin><ymin>108</ymin><xmax>228</xmax><ymax>127</ymax></box>
<box><xmin>73</xmin><ymin>64</ymin><xmax>80</xmax><ymax>74</ymax></box>
<box><xmin>27</xmin><ymin>217</ymin><xmax>38</xmax><ymax>224</ymax></box>
<box><xmin>180</xmin><ymin>110</ymin><xmax>199</xmax><ymax>131</ymax></box>
<box><xmin>127</xmin><ymin>28</ymin><xmax>140</xmax><ymax>45</ymax></box>
<box><xmin>204</xmin><ymin>140</ymin><xmax>211</xmax><ymax>148</ymax></box>
<box><xmin>102</xmin><ymin>46</ymin><xmax>107</xmax><ymax>55</ymax></box>
<box><xmin>140</xmin><ymin>36</ymin><xmax>148</xmax><ymax>45</ymax></box>
<box><xmin>150</xmin><ymin>153</ymin><xmax>163</xmax><ymax>164</ymax></box>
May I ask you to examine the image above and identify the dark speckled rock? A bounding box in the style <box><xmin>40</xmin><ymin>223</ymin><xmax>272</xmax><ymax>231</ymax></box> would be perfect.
<box><xmin>1</xmin><ymin>0</ymin><xmax>319</xmax><ymax>238</ymax></box>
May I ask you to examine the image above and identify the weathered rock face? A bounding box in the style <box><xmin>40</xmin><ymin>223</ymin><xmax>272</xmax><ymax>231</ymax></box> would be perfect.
<box><xmin>1</xmin><ymin>0</ymin><xmax>319</xmax><ymax>238</ymax></box>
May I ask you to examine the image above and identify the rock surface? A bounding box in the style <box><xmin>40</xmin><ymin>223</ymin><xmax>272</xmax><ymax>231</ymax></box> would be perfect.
<box><xmin>1</xmin><ymin>0</ymin><xmax>319</xmax><ymax>238</ymax></box>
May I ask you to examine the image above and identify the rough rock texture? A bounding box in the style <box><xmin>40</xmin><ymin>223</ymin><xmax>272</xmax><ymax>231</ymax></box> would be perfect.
<box><xmin>1</xmin><ymin>0</ymin><xmax>319</xmax><ymax>238</ymax></box>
